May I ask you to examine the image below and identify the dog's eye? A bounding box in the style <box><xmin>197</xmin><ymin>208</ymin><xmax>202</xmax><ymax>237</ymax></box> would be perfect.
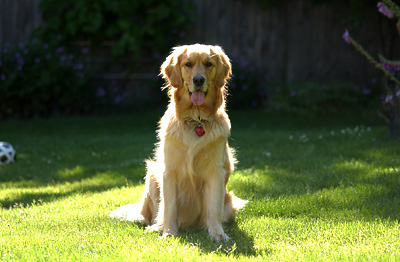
<box><xmin>205</xmin><ymin>62</ymin><xmax>213</xmax><ymax>67</ymax></box>
<box><xmin>185</xmin><ymin>62</ymin><xmax>192</xmax><ymax>67</ymax></box>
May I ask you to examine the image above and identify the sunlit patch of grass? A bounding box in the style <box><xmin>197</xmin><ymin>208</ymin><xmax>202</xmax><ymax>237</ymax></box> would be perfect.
<box><xmin>1</xmin><ymin>110</ymin><xmax>400</xmax><ymax>261</ymax></box>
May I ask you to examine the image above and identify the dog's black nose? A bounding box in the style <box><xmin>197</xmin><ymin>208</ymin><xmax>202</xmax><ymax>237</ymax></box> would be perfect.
<box><xmin>193</xmin><ymin>76</ymin><xmax>205</xmax><ymax>87</ymax></box>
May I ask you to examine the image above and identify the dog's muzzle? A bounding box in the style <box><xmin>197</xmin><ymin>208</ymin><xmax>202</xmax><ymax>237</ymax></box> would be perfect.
<box><xmin>193</xmin><ymin>75</ymin><xmax>205</xmax><ymax>88</ymax></box>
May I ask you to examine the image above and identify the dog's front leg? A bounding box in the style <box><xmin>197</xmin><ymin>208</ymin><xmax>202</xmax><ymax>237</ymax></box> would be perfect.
<box><xmin>204</xmin><ymin>168</ymin><xmax>229</xmax><ymax>241</ymax></box>
<box><xmin>159</xmin><ymin>172</ymin><xmax>178</xmax><ymax>238</ymax></box>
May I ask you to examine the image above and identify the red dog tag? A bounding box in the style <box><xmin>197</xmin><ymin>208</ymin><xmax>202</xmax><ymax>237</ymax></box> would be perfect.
<box><xmin>195</xmin><ymin>125</ymin><xmax>205</xmax><ymax>136</ymax></box>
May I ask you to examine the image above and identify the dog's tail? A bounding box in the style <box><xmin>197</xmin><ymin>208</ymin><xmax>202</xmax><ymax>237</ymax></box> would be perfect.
<box><xmin>109</xmin><ymin>203</ymin><xmax>146</xmax><ymax>222</ymax></box>
<box><xmin>222</xmin><ymin>191</ymin><xmax>248</xmax><ymax>222</ymax></box>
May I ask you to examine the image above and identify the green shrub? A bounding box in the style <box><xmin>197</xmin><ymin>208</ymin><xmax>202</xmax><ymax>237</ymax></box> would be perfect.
<box><xmin>269</xmin><ymin>80</ymin><xmax>383</xmax><ymax>113</ymax></box>
<box><xmin>0</xmin><ymin>37</ymin><xmax>95</xmax><ymax>118</ymax></box>
<box><xmin>227</xmin><ymin>52</ymin><xmax>382</xmax><ymax>112</ymax></box>
<box><xmin>37</xmin><ymin>0</ymin><xmax>193</xmax><ymax>57</ymax></box>
<box><xmin>228</xmin><ymin>55</ymin><xmax>268</xmax><ymax>109</ymax></box>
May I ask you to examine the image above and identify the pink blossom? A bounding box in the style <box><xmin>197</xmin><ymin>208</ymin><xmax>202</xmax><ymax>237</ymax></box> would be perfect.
<box><xmin>377</xmin><ymin>2</ymin><xmax>394</xmax><ymax>19</ymax></box>
<box><xmin>342</xmin><ymin>30</ymin><xmax>350</xmax><ymax>44</ymax></box>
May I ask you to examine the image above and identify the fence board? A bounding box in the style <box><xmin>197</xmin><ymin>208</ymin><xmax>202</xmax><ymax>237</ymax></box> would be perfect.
<box><xmin>0</xmin><ymin>0</ymin><xmax>41</xmax><ymax>43</ymax></box>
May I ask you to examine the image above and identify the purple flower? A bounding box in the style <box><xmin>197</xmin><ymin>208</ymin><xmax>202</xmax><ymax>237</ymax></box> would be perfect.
<box><xmin>290</xmin><ymin>90</ymin><xmax>296</xmax><ymax>97</ymax></box>
<box><xmin>56</xmin><ymin>46</ymin><xmax>64</xmax><ymax>53</ymax></box>
<box><xmin>0</xmin><ymin>60</ymin><xmax>2</xmax><ymax>66</ymax></box>
<box><xmin>342</xmin><ymin>30</ymin><xmax>350</xmax><ymax>44</ymax></box>
<box><xmin>371</xmin><ymin>77</ymin><xmax>377</xmax><ymax>84</ymax></box>
<box><xmin>241</xmin><ymin>84</ymin><xmax>249</xmax><ymax>91</ymax></box>
<box><xmin>16</xmin><ymin>58</ymin><xmax>24</xmax><ymax>69</ymax></box>
<box><xmin>381</xmin><ymin>58</ymin><xmax>400</xmax><ymax>71</ymax></box>
<box><xmin>96</xmin><ymin>87</ymin><xmax>106</xmax><ymax>97</ymax></box>
<box><xmin>43</xmin><ymin>43</ymin><xmax>49</xmax><ymax>49</ymax></box>
<box><xmin>363</xmin><ymin>88</ymin><xmax>372</xmax><ymax>95</ymax></box>
<box><xmin>114</xmin><ymin>95</ymin><xmax>123</xmax><ymax>104</ymax></box>
<box><xmin>0</xmin><ymin>74</ymin><xmax>5</xmax><ymax>80</ymax></box>
<box><xmin>381</xmin><ymin>60</ymin><xmax>390</xmax><ymax>70</ymax></box>
<box><xmin>75</xmin><ymin>72</ymin><xmax>85</xmax><ymax>78</ymax></box>
<box><xmin>81</xmin><ymin>48</ymin><xmax>88</xmax><ymax>54</ymax></box>
<box><xmin>377</xmin><ymin>2</ymin><xmax>394</xmax><ymax>19</ymax></box>
<box><xmin>112</xmin><ymin>85</ymin><xmax>119</xmax><ymax>93</ymax></box>
<box><xmin>34</xmin><ymin>57</ymin><xmax>40</xmax><ymax>63</ymax></box>
<box><xmin>239</xmin><ymin>59</ymin><xmax>249</xmax><ymax>68</ymax></box>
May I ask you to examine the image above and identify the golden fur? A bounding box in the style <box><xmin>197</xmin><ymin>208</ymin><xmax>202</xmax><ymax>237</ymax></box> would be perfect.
<box><xmin>110</xmin><ymin>44</ymin><xmax>247</xmax><ymax>241</ymax></box>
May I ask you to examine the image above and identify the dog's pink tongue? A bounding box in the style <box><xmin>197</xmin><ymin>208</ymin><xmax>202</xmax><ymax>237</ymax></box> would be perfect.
<box><xmin>191</xmin><ymin>91</ymin><xmax>205</xmax><ymax>105</ymax></box>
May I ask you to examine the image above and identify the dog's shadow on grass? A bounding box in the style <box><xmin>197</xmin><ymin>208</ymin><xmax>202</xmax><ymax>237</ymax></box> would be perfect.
<box><xmin>177</xmin><ymin>222</ymin><xmax>257</xmax><ymax>257</ymax></box>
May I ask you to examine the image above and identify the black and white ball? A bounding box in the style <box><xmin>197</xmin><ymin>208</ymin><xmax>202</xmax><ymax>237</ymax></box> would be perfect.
<box><xmin>0</xmin><ymin>142</ymin><xmax>16</xmax><ymax>165</ymax></box>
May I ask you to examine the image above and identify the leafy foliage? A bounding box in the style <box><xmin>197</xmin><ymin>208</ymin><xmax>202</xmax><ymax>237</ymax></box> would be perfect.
<box><xmin>343</xmin><ymin>0</ymin><xmax>400</xmax><ymax>137</ymax></box>
<box><xmin>269</xmin><ymin>80</ymin><xmax>383</xmax><ymax>113</ymax></box>
<box><xmin>228</xmin><ymin>55</ymin><xmax>268</xmax><ymax>109</ymax></box>
<box><xmin>0</xmin><ymin>38</ymin><xmax>95</xmax><ymax>118</ymax></box>
<box><xmin>37</xmin><ymin>0</ymin><xmax>193</xmax><ymax>57</ymax></box>
<box><xmin>227</xmin><ymin>54</ymin><xmax>382</xmax><ymax>112</ymax></box>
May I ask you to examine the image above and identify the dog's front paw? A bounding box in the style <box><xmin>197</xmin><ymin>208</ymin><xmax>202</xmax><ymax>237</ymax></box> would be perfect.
<box><xmin>208</xmin><ymin>224</ymin><xmax>230</xmax><ymax>241</ymax></box>
<box><xmin>210</xmin><ymin>232</ymin><xmax>230</xmax><ymax>241</ymax></box>
<box><xmin>160</xmin><ymin>232</ymin><xmax>175</xmax><ymax>239</ymax></box>
<box><xmin>147</xmin><ymin>223</ymin><xmax>163</xmax><ymax>233</ymax></box>
<box><xmin>161</xmin><ymin>227</ymin><xmax>178</xmax><ymax>238</ymax></box>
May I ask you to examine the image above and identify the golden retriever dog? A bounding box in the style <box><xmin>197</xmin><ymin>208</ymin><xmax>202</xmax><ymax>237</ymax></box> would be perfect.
<box><xmin>110</xmin><ymin>44</ymin><xmax>247</xmax><ymax>241</ymax></box>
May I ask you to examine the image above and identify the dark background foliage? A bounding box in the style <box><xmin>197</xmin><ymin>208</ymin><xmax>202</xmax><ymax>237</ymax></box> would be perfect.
<box><xmin>0</xmin><ymin>0</ymin><xmax>399</xmax><ymax>118</ymax></box>
<box><xmin>37</xmin><ymin>0</ymin><xmax>193</xmax><ymax>58</ymax></box>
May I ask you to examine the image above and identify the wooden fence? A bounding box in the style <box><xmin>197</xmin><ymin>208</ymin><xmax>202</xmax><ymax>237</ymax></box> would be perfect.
<box><xmin>186</xmin><ymin>0</ymin><xmax>400</xmax><ymax>84</ymax></box>
<box><xmin>1</xmin><ymin>0</ymin><xmax>399</xmax><ymax>85</ymax></box>
<box><xmin>0</xmin><ymin>0</ymin><xmax>41</xmax><ymax>43</ymax></box>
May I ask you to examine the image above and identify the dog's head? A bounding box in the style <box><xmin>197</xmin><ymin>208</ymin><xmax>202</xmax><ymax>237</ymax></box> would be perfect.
<box><xmin>161</xmin><ymin>44</ymin><xmax>231</xmax><ymax>110</ymax></box>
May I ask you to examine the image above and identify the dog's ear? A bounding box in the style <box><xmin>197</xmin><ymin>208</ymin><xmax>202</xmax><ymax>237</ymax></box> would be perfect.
<box><xmin>160</xmin><ymin>47</ymin><xmax>186</xmax><ymax>89</ymax></box>
<box><xmin>213</xmin><ymin>47</ymin><xmax>232</xmax><ymax>88</ymax></box>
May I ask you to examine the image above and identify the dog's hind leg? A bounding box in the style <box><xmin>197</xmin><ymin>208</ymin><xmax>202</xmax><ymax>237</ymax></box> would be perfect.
<box><xmin>110</xmin><ymin>160</ymin><xmax>160</xmax><ymax>225</ymax></box>
<box><xmin>222</xmin><ymin>191</ymin><xmax>248</xmax><ymax>223</ymax></box>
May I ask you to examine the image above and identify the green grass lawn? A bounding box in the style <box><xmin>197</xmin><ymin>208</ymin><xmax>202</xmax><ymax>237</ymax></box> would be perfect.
<box><xmin>1</xmin><ymin>110</ymin><xmax>400</xmax><ymax>261</ymax></box>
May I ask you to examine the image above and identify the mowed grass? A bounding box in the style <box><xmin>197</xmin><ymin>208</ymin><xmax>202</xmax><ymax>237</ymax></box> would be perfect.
<box><xmin>1</xmin><ymin>110</ymin><xmax>400</xmax><ymax>261</ymax></box>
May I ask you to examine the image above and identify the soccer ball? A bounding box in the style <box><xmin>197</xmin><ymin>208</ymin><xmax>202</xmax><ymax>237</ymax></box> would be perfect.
<box><xmin>0</xmin><ymin>142</ymin><xmax>16</xmax><ymax>165</ymax></box>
